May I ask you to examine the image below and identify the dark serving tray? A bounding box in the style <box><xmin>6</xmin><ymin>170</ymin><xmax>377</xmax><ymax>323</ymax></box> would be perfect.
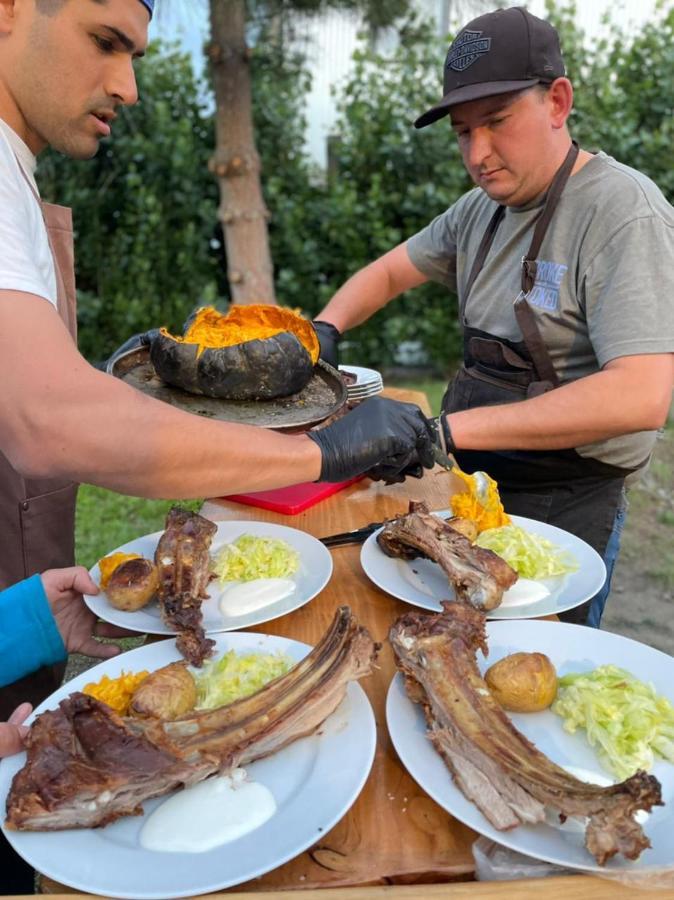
<box><xmin>107</xmin><ymin>345</ymin><xmax>347</xmax><ymax>432</ymax></box>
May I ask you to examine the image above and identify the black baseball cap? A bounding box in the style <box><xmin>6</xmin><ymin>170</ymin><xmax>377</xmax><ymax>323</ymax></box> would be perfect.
<box><xmin>415</xmin><ymin>7</ymin><xmax>565</xmax><ymax>128</ymax></box>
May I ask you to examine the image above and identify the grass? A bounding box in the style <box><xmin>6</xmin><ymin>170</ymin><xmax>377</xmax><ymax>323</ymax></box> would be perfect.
<box><xmin>74</xmin><ymin>378</ymin><xmax>448</xmax><ymax>565</ymax></box>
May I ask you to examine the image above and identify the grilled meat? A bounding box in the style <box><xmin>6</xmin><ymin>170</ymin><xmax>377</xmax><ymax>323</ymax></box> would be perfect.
<box><xmin>389</xmin><ymin>603</ymin><xmax>663</xmax><ymax>865</ymax></box>
<box><xmin>6</xmin><ymin>607</ymin><xmax>378</xmax><ymax>831</ymax></box>
<box><xmin>378</xmin><ymin>502</ymin><xmax>517</xmax><ymax>611</ymax></box>
<box><xmin>154</xmin><ymin>507</ymin><xmax>218</xmax><ymax>665</ymax></box>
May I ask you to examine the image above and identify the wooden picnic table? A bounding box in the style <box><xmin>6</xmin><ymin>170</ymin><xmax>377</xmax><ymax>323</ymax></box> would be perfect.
<box><xmin>36</xmin><ymin>388</ymin><xmax>674</xmax><ymax>899</ymax></box>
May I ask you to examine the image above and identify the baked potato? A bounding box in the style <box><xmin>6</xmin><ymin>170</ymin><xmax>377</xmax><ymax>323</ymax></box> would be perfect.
<box><xmin>106</xmin><ymin>557</ymin><xmax>159</xmax><ymax>611</ymax></box>
<box><xmin>484</xmin><ymin>651</ymin><xmax>557</xmax><ymax>712</ymax></box>
<box><xmin>129</xmin><ymin>661</ymin><xmax>197</xmax><ymax>719</ymax></box>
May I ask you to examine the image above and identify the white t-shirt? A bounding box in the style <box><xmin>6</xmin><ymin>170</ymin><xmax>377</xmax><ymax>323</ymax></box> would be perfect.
<box><xmin>0</xmin><ymin>118</ymin><xmax>57</xmax><ymax>306</ymax></box>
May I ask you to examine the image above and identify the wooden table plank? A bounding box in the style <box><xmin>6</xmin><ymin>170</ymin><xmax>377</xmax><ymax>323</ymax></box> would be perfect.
<box><xmin>198</xmin><ymin>462</ymin><xmax>474</xmax><ymax>891</ymax></box>
<box><xmin>35</xmin><ymin>874</ymin><xmax>674</xmax><ymax>900</ymax></box>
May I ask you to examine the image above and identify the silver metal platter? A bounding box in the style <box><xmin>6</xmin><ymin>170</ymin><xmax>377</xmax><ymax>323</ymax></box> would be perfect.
<box><xmin>108</xmin><ymin>345</ymin><xmax>347</xmax><ymax>432</ymax></box>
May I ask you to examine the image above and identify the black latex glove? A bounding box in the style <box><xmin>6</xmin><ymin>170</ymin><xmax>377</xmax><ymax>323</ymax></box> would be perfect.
<box><xmin>307</xmin><ymin>396</ymin><xmax>435</xmax><ymax>484</ymax></box>
<box><xmin>312</xmin><ymin>320</ymin><xmax>341</xmax><ymax>369</ymax></box>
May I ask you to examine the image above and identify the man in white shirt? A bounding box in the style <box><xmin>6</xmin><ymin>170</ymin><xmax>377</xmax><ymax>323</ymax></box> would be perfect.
<box><xmin>0</xmin><ymin>2</ymin><xmax>435</xmax><ymax>697</ymax></box>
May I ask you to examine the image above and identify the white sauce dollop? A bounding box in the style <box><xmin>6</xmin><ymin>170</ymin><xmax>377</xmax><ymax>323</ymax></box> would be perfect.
<box><xmin>500</xmin><ymin>579</ymin><xmax>551</xmax><ymax>609</ymax></box>
<box><xmin>140</xmin><ymin>768</ymin><xmax>276</xmax><ymax>853</ymax></box>
<box><xmin>219</xmin><ymin>578</ymin><xmax>295</xmax><ymax>617</ymax></box>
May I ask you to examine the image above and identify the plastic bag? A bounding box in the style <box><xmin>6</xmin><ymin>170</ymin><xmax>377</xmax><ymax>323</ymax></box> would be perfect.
<box><xmin>472</xmin><ymin>837</ymin><xmax>577</xmax><ymax>881</ymax></box>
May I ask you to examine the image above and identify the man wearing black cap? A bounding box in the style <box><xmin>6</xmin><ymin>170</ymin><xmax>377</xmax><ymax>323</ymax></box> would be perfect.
<box><xmin>313</xmin><ymin>6</ymin><xmax>674</xmax><ymax>627</ymax></box>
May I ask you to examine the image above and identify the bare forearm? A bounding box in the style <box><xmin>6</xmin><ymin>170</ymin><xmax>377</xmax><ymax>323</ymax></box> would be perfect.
<box><xmin>7</xmin><ymin>360</ymin><xmax>321</xmax><ymax>497</ymax></box>
<box><xmin>448</xmin><ymin>362</ymin><xmax>673</xmax><ymax>452</ymax></box>
<box><xmin>318</xmin><ymin>244</ymin><xmax>427</xmax><ymax>333</ymax></box>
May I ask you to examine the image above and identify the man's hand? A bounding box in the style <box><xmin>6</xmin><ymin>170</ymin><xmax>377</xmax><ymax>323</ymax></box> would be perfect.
<box><xmin>41</xmin><ymin>567</ymin><xmax>134</xmax><ymax>658</ymax></box>
<box><xmin>307</xmin><ymin>396</ymin><xmax>435</xmax><ymax>483</ymax></box>
<box><xmin>312</xmin><ymin>320</ymin><xmax>342</xmax><ymax>369</ymax></box>
<box><xmin>0</xmin><ymin>703</ymin><xmax>32</xmax><ymax>758</ymax></box>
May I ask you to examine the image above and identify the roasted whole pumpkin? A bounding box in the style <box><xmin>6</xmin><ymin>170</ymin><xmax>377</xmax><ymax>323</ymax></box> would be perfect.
<box><xmin>150</xmin><ymin>304</ymin><xmax>320</xmax><ymax>400</ymax></box>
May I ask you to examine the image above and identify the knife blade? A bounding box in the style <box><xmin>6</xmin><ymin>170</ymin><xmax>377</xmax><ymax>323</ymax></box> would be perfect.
<box><xmin>319</xmin><ymin>522</ymin><xmax>384</xmax><ymax>548</ymax></box>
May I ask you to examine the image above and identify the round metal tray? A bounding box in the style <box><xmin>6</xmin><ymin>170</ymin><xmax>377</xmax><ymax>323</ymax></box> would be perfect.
<box><xmin>108</xmin><ymin>345</ymin><xmax>347</xmax><ymax>432</ymax></box>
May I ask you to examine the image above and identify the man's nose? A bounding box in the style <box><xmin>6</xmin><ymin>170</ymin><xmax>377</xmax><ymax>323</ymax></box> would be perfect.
<box><xmin>465</xmin><ymin>128</ymin><xmax>492</xmax><ymax>169</ymax></box>
<box><xmin>107</xmin><ymin>58</ymin><xmax>139</xmax><ymax>107</ymax></box>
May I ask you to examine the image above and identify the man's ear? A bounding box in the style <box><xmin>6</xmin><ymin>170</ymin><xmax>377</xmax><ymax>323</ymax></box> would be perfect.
<box><xmin>0</xmin><ymin>0</ymin><xmax>19</xmax><ymax>36</ymax></box>
<box><xmin>547</xmin><ymin>77</ymin><xmax>574</xmax><ymax>131</ymax></box>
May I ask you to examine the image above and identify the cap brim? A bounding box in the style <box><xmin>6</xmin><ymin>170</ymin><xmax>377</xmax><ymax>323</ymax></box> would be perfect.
<box><xmin>414</xmin><ymin>78</ymin><xmax>542</xmax><ymax>129</ymax></box>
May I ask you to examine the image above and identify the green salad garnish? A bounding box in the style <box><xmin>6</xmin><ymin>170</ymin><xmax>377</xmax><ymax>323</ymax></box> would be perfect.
<box><xmin>212</xmin><ymin>534</ymin><xmax>299</xmax><ymax>582</ymax></box>
<box><xmin>195</xmin><ymin>649</ymin><xmax>294</xmax><ymax>710</ymax></box>
<box><xmin>476</xmin><ymin>524</ymin><xmax>578</xmax><ymax>579</ymax></box>
<box><xmin>553</xmin><ymin>665</ymin><xmax>674</xmax><ymax>779</ymax></box>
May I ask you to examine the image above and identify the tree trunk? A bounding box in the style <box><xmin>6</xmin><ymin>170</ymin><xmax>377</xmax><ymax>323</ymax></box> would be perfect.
<box><xmin>208</xmin><ymin>0</ymin><xmax>276</xmax><ymax>304</ymax></box>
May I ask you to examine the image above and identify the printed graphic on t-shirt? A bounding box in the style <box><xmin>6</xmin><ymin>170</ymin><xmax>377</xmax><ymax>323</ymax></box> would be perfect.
<box><xmin>527</xmin><ymin>260</ymin><xmax>568</xmax><ymax>312</ymax></box>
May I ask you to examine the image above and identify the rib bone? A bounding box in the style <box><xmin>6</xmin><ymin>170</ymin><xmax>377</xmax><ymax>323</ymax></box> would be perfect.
<box><xmin>389</xmin><ymin>603</ymin><xmax>663</xmax><ymax>865</ymax></box>
<box><xmin>378</xmin><ymin>502</ymin><xmax>517</xmax><ymax>611</ymax></box>
<box><xmin>6</xmin><ymin>607</ymin><xmax>378</xmax><ymax>831</ymax></box>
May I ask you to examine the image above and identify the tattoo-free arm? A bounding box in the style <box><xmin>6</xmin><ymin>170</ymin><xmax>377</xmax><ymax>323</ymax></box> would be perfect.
<box><xmin>314</xmin><ymin>243</ymin><xmax>428</xmax><ymax>333</ymax></box>
<box><xmin>446</xmin><ymin>354</ymin><xmax>674</xmax><ymax>451</ymax></box>
<box><xmin>0</xmin><ymin>293</ymin><xmax>322</xmax><ymax>496</ymax></box>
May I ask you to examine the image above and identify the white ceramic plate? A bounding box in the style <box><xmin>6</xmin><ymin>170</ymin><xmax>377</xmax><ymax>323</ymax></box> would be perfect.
<box><xmin>360</xmin><ymin>512</ymin><xmax>606</xmax><ymax>619</ymax></box>
<box><xmin>0</xmin><ymin>632</ymin><xmax>376</xmax><ymax>899</ymax></box>
<box><xmin>386</xmin><ymin>618</ymin><xmax>674</xmax><ymax>872</ymax></box>
<box><xmin>85</xmin><ymin>520</ymin><xmax>333</xmax><ymax>635</ymax></box>
<box><xmin>339</xmin><ymin>364</ymin><xmax>383</xmax><ymax>387</ymax></box>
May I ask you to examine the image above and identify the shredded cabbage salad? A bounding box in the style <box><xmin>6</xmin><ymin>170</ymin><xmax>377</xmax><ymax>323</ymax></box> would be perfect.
<box><xmin>194</xmin><ymin>649</ymin><xmax>294</xmax><ymax>709</ymax></box>
<box><xmin>475</xmin><ymin>524</ymin><xmax>578</xmax><ymax>579</ymax></box>
<box><xmin>553</xmin><ymin>665</ymin><xmax>674</xmax><ymax>779</ymax></box>
<box><xmin>212</xmin><ymin>534</ymin><xmax>299</xmax><ymax>583</ymax></box>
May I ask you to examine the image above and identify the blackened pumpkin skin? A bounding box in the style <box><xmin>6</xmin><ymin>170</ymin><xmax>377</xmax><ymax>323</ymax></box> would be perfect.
<box><xmin>150</xmin><ymin>330</ymin><xmax>315</xmax><ymax>400</ymax></box>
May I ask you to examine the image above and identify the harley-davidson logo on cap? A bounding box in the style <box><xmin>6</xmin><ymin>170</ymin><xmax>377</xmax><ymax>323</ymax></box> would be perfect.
<box><xmin>446</xmin><ymin>30</ymin><xmax>492</xmax><ymax>72</ymax></box>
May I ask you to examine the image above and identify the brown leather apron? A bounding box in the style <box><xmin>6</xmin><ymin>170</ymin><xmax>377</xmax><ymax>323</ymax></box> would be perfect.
<box><xmin>442</xmin><ymin>143</ymin><xmax>629</xmax><ymax>624</ymax></box>
<box><xmin>0</xmin><ymin>167</ymin><xmax>79</xmax><ymax>717</ymax></box>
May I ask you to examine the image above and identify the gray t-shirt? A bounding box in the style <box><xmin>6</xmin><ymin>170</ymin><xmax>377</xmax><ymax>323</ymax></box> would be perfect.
<box><xmin>407</xmin><ymin>152</ymin><xmax>674</xmax><ymax>470</ymax></box>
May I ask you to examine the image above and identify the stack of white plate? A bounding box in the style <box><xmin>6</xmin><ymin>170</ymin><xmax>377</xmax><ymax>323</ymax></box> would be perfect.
<box><xmin>339</xmin><ymin>365</ymin><xmax>384</xmax><ymax>401</ymax></box>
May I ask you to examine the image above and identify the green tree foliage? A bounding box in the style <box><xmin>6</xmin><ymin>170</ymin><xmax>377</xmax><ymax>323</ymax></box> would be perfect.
<box><xmin>36</xmin><ymin>45</ymin><xmax>220</xmax><ymax>361</ymax></box>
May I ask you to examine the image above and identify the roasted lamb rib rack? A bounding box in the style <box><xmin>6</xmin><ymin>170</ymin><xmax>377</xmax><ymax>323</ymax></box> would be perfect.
<box><xmin>154</xmin><ymin>506</ymin><xmax>218</xmax><ymax>665</ymax></box>
<box><xmin>389</xmin><ymin>603</ymin><xmax>663</xmax><ymax>865</ymax></box>
<box><xmin>378</xmin><ymin>501</ymin><xmax>517</xmax><ymax>611</ymax></box>
<box><xmin>6</xmin><ymin>607</ymin><xmax>378</xmax><ymax>831</ymax></box>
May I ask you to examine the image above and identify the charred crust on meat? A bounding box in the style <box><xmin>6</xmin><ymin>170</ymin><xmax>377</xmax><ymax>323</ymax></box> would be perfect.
<box><xmin>154</xmin><ymin>507</ymin><xmax>219</xmax><ymax>666</ymax></box>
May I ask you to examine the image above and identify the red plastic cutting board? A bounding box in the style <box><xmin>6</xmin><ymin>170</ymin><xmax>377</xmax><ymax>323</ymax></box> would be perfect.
<box><xmin>222</xmin><ymin>476</ymin><xmax>363</xmax><ymax>515</ymax></box>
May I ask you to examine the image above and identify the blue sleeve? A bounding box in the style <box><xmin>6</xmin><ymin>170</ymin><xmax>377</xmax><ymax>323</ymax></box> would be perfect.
<box><xmin>0</xmin><ymin>574</ymin><xmax>67</xmax><ymax>688</ymax></box>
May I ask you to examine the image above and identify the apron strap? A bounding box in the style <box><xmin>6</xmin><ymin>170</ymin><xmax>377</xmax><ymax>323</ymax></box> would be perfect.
<box><xmin>462</xmin><ymin>203</ymin><xmax>505</xmax><ymax>316</ymax></box>
<box><xmin>520</xmin><ymin>140</ymin><xmax>579</xmax><ymax>293</ymax></box>
<box><xmin>461</xmin><ymin>140</ymin><xmax>579</xmax><ymax>385</ymax></box>
<box><xmin>513</xmin><ymin>140</ymin><xmax>579</xmax><ymax>387</ymax></box>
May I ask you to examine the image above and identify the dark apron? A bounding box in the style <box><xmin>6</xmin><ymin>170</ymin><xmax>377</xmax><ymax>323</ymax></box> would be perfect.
<box><xmin>0</xmin><ymin>167</ymin><xmax>79</xmax><ymax>718</ymax></box>
<box><xmin>442</xmin><ymin>143</ymin><xmax>629</xmax><ymax>625</ymax></box>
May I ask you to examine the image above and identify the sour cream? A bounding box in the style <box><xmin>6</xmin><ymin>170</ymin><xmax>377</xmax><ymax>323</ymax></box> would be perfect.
<box><xmin>219</xmin><ymin>578</ymin><xmax>295</xmax><ymax>617</ymax></box>
<box><xmin>139</xmin><ymin>768</ymin><xmax>276</xmax><ymax>853</ymax></box>
<box><xmin>500</xmin><ymin>579</ymin><xmax>551</xmax><ymax>609</ymax></box>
